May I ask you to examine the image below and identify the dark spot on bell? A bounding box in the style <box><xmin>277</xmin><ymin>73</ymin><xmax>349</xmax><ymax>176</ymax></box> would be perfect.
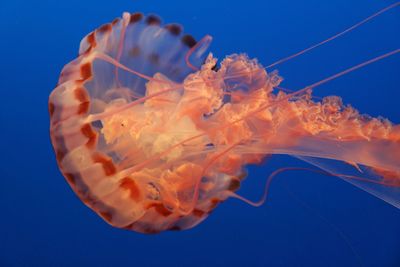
<box><xmin>210</xmin><ymin>198</ymin><xmax>221</xmax><ymax>209</ymax></box>
<box><xmin>165</xmin><ymin>24</ymin><xmax>182</xmax><ymax>36</ymax></box>
<box><xmin>181</xmin><ymin>35</ymin><xmax>196</xmax><ymax>48</ymax></box>
<box><xmin>78</xmin><ymin>102</ymin><xmax>90</xmax><ymax>115</ymax></box>
<box><xmin>146</xmin><ymin>203</ymin><xmax>172</xmax><ymax>217</ymax></box>
<box><xmin>80</xmin><ymin>63</ymin><xmax>92</xmax><ymax>80</ymax></box>
<box><xmin>92</xmin><ymin>152</ymin><xmax>117</xmax><ymax>176</ymax></box>
<box><xmin>99</xmin><ymin>211</ymin><xmax>113</xmax><ymax>222</ymax></box>
<box><xmin>120</xmin><ymin>177</ymin><xmax>141</xmax><ymax>202</ymax></box>
<box><xmin>228</xmin><ymin>178</ymin><xmax>241</xmax><ymax>192</ymax></box>
<box><xmin>64</xmin><ymin>173</ymin><xmax>77</xmax><ymax>186</ymax></box>
<box><xmin>169</xmin><ymin>225</ymin><xmax>181</xmax><ymax>231</ymax></box>
<box><xmin>112</xmin><ymin>18</ymin><xmax>120</xmax><ymax>26</ymax></box>
<box><xmin>86</xmin><ymin>32</ymin><xmax>96</xmax><ymax>47</ymax></box>
<box><xmin>130</xmin><ymin>45</ymin><xmax>141</xmax><ymax>57</ymax></box>
<box><xmin>130</xmin><ymin>13</ymin><xmax>143</xmax><ymax>24</ymax></box>
<box><xmin>146</xmin><ymin>15</ymin><xmax>161</xmax><ymax>25</ymax></box>
<box><xmin>48</xmin><ymin>102</ymin><xmax>55</xmax><ymax>117</ymax></box>
<box><xmin>148</xmin><ymin>53</ymin><xmax>160</xmax><ymax>65</ymax></box>
<box><xmin>192</xmin><ymin>209</ymin><xmax>205</xmax><ymax>217</ymax></box>
<box><xmin>81</xmin><ymin>123</ymin><xmax>98</xmax><ymax>148</ymax></box>
<box><xmin>97</xmin><ymin>23</ymin><xmax>112</xmax><ymax>33</ymax></box>
<box><xmin>74</xmin><ymin>87</ymin><xmax>89</xmax><ymax>103</ymax></box>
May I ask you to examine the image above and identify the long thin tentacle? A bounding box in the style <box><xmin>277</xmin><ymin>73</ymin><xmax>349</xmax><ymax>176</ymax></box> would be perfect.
<box><xmin>266</xmin><ymin>2</ymin><xmax>400</xmax><ymax>69</ymax></box>
<box><xmin>226</xmin><ymin>167</ymin><xmax>398</xmax><ymax>207</ymax></box>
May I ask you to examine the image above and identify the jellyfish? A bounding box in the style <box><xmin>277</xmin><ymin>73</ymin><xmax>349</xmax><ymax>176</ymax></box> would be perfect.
<box><xmin>49</xmin><ymin>6</ymin><xmax>400</xmax><ymax>233</ymax></box>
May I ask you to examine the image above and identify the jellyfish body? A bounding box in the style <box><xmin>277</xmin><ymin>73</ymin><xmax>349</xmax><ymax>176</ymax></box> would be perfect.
<box><xmin>49</xmin><ymin>12</ymin><xmax>400</xmax><ymax>233</ymax></box>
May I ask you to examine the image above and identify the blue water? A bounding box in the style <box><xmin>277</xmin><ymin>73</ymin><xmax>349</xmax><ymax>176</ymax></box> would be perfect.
<box><xmin>1</xmin><ymin>0</ymin><xmax>399</xmax><ymax>266</ymax></box>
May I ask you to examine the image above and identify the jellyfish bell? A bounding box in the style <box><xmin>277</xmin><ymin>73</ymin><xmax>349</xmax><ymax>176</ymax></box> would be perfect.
<box><xmin>49</xmin><ymin>12</ymin><xmax>233</xmax><ymax>233</ymax></box>
<box><xmin>49</xmin><ymin>10</ymin><xmax>400</xmax><ymax>234</ymax></box>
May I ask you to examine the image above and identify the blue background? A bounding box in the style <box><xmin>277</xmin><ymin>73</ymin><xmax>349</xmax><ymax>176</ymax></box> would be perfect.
<box><xmin>1</xmin><ymin>0</ymin><xmax>399</xmax><ymax>266</ymax></box>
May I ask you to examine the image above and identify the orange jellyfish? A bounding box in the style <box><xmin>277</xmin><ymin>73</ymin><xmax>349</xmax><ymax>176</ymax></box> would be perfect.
<box><xmin>49</xmin><ymin>7</ymin><xmax>400</xmax><ymax>234</ymax></box>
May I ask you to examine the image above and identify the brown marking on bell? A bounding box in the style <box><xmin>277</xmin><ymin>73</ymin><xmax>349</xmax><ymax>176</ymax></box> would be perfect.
<box><xmin>192</xmin><ymin>209</ymin><xmax>205</xmax><ymax>217</ymax></box>
<box><xmin>53</xmin><ymin>134</ymin><xmax>68</xmax><ymax>161</ymax></box>
<box><xmin>181</xmin><ymin>35</ymin><xmax>196</xmax><ymax>48</ymax></box>
<box><xmin>146</xmin><ymin>15</ymin><xmax>161</xmax><ymax>25</ymax></box>
<box><xmin>148</xmin><ymin>53</ymin><xmax>160</xmax><ymax>65</ymax></box>
<box><xmin>97</xmin><ymin>23</ymin><xmax>112</xmax><ymax>33</ymax></box>
<box><xmin>147</xmin><ymin>203</ymin><xmax>172</xmax><ymax>217</ymax></box>
<box><xmin>48</xmin><ymin>102</ymin><xmax>55</xmax><ymax>117</ymax></box>
<box><xmin>120</xmin><ymin>177</ymin><xmax>141</xmax><ymax>201</ymax></box>
<box><xmin>87</xmin><ymin>32</ymin><xmax>96</xmax><ymax>47</ymax></box>
<box><xmin>55</xmin><ymin>148</ymin><xmax>67</xmax><ymax>162</ymax></box>
<box><xmin>210</xmin><ymin>198</ymin><xmax>221</xmax><ymax>209</ymax></box>
<box><xmin>78</xmin><ymin>102</ymin><xmax>90</xmax><ymax>115</ymax></box>
<box><xmin>75</xmin><ymin>185</ymin><xmax>86</xmax><ymax>198</ymax></box>
<box><xmin>129</xmin><ymin>45</ymin><xmax>141</xmax><ymax>57</ymax></box>
<box><xmin>227</xmin><ymin>178</ymin><xmax>241</xmax><ymax>192</ymax></box>
<box><xmin>122</xmin><ymin>223</ymin><xmax>134</xmax><ymax>230</ymax></box>
<box><xmin>130</xmin><ymin>221</ymin><xmax>159</xmax><ymax>234</ymax></box>
<box><xmin>80</xmin><ymin>63</ymin><xmax>92</xmax><ymax>80</ymax></box>
<box><xmin>81</xmin><ymin>123</ymin><xmax>98</xmax><ymax>148</ymax></box>
<box><xmin>81</xmin><ymin>192</ymin><xmax>97</xmax><ymax>206</ymax></box>
<box><xmin>168</xmin><ymin>225</ymin><xmax>181</xmax><ymax>231</ymax></box>
<box><xmin>75</xmin><ymin>87</ymin><xmax>89</xmax><ymax>103</ymax></box>
<box><xmin>75</xmin><ymin>87</ymin><xmax>90</xmax><ymax>114</ymax></box>
<box><xmin>111</xmin><ymin>18</ymin><xmax>120</xmax><ymax>26</ymax></box>
<box><xmin>130</xmin><ymin>13</ymin><xmax>143</xmax><ymax>24</ymax></box>
<box><xmin>99</xmin><ymin>211</ymin><xmax>113</xmax><ymax>222</ymax></box>
<box><xmin>139</xmin><ymin>224</ymin><xmax>159</xmax><ymax>234</ymax></box>
<box><xmin>86</xmin><ymin>133</ymin><xmax>98</xmax><ymax>148</ymax></box>
<box><xmin>165</xmin><ymin>24</ymin><xmax>182</xmax><ymax>36</ymax></box>
<box><xmin>64</xmin><ymin>173</ymin><xmax>77</xmax><ymax>186</ymax></box>
<box><xmin>92</xmin><ymin>152</ymin><xmax>117</xmax><ymax>176</ymax></box>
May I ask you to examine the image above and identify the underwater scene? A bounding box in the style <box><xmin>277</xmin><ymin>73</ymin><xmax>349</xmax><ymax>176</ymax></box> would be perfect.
<box><xmin>1</xmin><ymin>0</ymin><xmax>399</xmax><ymax>266</ymax></box>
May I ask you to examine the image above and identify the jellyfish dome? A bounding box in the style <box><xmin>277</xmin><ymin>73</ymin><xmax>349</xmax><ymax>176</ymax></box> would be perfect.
<box><xmin>49</xmin><ymin>12</ymin><xmax>400</xmax><ymax>234</ymax></box>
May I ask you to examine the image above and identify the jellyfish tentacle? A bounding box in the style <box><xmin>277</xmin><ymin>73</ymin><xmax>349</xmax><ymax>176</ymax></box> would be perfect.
<box><xmin>51</xmin><ymin>9</ymin><xmax>400</xmax><ymax>233</ymax></box>
<box><xmin>305</xmin><ymin>48</ymin><xmax>400</xmax><ymax>89</ymax></box>
<box><xmin>281</xmin><ymin>183</ymin><xmax>364</xmax><ymax>267</ymax></box>
<box><xmin>184</xmin><ymin>35</ymin><xmax>213</xmax><ymax>71</ymax></box>
<box><xmin>105</xmin><ymin>48</ymin><xmax>400</xmax><ymax>218</ymax></box>
<box><xmin>225</xmin><ymin>167</ymin><xmax>326</xmax><ymax>207</ymax></box>
<box><xmin>113</xmin><ymin>48</ymin><xmax>400</xmax><ymax>179</ymax></box>
<box><xmin>114</xmin><ymin>12</ymin><xmax>131</xmax><ymax>88</ymax></box>
<box><xmin>226</xmin><ymin>167</ymin><xmax>397</xmax><ymax>207</ymax></box>
<box><xmin>266</xmin><ymin>1</ymin><xmax>400</xmax><ymax>69</ymax></box>
<box><xmin>296</xmin><ymin>156</ymin><xmax>400</xmax><ymax>209</ymax></box>
<box><xmin>118</xmin><ymin>132</ymin><xmax>206</xmax><ymax>178</ymax></box>
<box><xmin>220</xmin><ymin>48</ymin><xmax>400</xmax><ymax>132</ymax></box>
<box><xmin>94</xmin><ymin>52</ymin><xmax>175</xmax><ymax>84</ymax></box>
<box><xmin>181</xmin><ymin>142</ymin><xmax>241</xmax><ymax>215</ymax></box>
<box><xmin>275</xmin><ymin>86</ymin><xmax>323</xmax><ymax>100</ymax></box>
<box><xmin>52</xmin><ymin>83</ymin><xmax>184</xmax><ymax>135</ymax></box>
<box><xmin>85</xmin><ymin>85</ymin><xmax>183</xmax><ymax>123</ymax></box>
